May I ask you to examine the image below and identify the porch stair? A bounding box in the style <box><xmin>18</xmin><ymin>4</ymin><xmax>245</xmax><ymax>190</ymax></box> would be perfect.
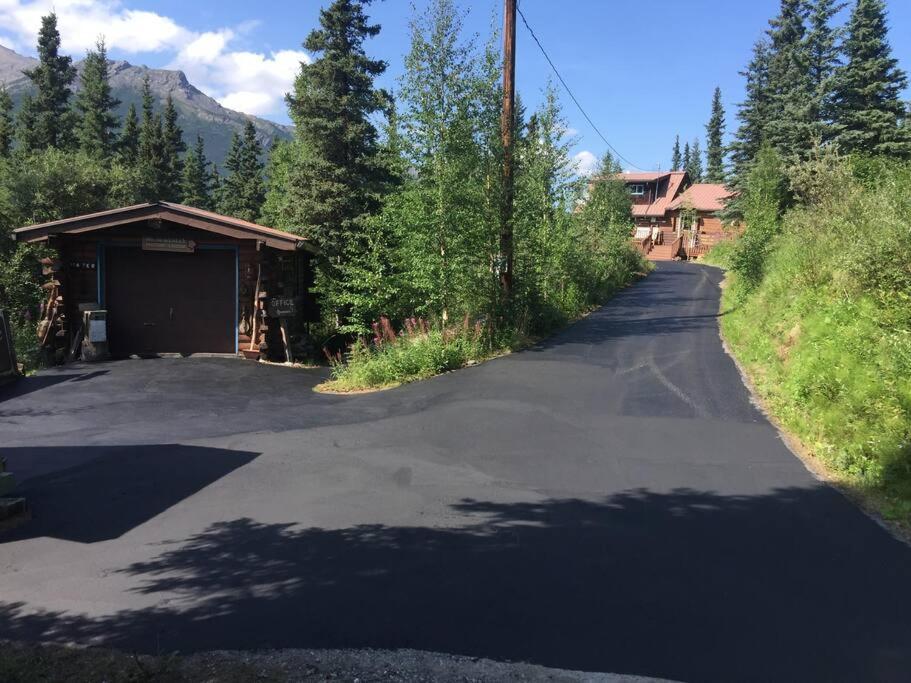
<box><xmin>647</xmin><ymin>229</ymin><xmax>681</xmax><ymax>262</ymax></box>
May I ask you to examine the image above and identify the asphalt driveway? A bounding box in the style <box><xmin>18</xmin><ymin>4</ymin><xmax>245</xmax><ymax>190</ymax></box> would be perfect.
<box><xmin>1</xmin><ymin>262</ymin><xmax>910</xmax><ymax>682</ymax></box>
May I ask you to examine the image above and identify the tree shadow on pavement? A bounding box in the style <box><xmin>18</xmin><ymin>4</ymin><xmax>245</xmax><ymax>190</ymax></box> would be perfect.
<box><xmin>0</xmin><ymin>371</ymin><xmax>109</xmax><ymax>404</ymax></box>
<box><xmin>1</xmin><ymin>486</ymin><xmax>910</xmax><ymax>682</ymax></box>
<box><xmin>1</xmin><ymin>445</ymin><xmax>259</xmax><ymax>543</ymax></box>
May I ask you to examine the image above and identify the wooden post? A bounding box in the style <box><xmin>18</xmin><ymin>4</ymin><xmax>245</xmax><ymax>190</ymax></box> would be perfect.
<box><xmin>279</xmin><ymin>318</ymin><xmax>292</xmax><ymax>364</ymax></box>
<box><xmin>249</xmin><ymin>242</ymin><xmax>263</xmax><ymax>352</ymax></box>
<box><xmin>499</xmin><ymin>0</ymin><xmax>517</xmax><ymax>297</ymax></box>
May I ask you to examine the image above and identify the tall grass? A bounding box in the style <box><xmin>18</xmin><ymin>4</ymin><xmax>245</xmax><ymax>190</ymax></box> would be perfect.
<box><xmin>321</xmin><ymin>315</ymin><xmax>489</xmax><ymax>391</ymax></box>
<box><xmin>716</xmin><ymin>156</ymin><xmax>911</xmax><ymax>521</ymax></box>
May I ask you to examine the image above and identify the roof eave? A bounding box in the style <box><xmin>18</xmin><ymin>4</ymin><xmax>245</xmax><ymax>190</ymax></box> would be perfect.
<box><xmin>13</xmin><ymin>202</ymin><xmax>318</xmax><ymax>253</ymax></box>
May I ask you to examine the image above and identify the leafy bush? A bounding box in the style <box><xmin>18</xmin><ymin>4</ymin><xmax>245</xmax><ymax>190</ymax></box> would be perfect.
<box><xmin>5</xmin><ymin>148</ymin><xmax>139</xmax><ymax>225</ymax></box>
<box><xmin>730</xmin><ymin>145</ymin><xmax>789</xmax><ymax>291</ymax></box>
<box><xmin>720</xmin><ymin>155</ymin><xmax>911</xmax><ymax>520</ymax></box>
<box><xmin>322</xmin><ymin>316</ymin><xmax>488</xmax><ymax>391</ymax></box>
<box><xmin>0</xmin><ymin>244</ymin><xmax>48</xmax><ymax>372</ymax></box>
<box><xmin>701</xmin><ymin>238</ymin><xmax>739</xmax><ymax>269</ymax></box>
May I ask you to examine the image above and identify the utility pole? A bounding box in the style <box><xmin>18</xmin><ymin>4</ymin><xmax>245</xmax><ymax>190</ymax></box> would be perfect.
<box><xmin>499</xmin><ymin>0</ymin><xmax>517</xmax><ymax>297</ymax></box>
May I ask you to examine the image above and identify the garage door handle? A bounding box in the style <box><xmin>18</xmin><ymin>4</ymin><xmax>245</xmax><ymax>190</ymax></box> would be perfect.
<box><xmin>169</xmin><ymin>307</ymin><xmax>174</xmax><ymax>321</ymax></box>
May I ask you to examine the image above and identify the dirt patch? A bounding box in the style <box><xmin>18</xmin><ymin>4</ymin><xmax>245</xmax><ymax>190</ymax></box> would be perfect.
<box><xmin>775</xmin><ymin>323</ymin><xmax>801</xmax><ymax>361</ymax></box>
<box><xmin>314</xmin><ymin>381</ymin><xmax>402</xmax><ymax>395</ymax></box>
<box><xmin>258</xmin><ymin>360</ymin><xmax>323</xmax><ymax>370</ymax></box>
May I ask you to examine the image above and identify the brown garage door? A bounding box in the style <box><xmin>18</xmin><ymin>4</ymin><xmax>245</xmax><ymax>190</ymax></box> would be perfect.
<box><xmin>105</xmin><ymin>247</ymin><xmax>235</xmax><ymax>356</ymax></box>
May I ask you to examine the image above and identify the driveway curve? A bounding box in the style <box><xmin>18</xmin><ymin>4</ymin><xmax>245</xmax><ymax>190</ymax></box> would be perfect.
<box><xmin>1</xmin><ymin>261</ymin><xmax>910</xmax><ymax>683</ymax></box>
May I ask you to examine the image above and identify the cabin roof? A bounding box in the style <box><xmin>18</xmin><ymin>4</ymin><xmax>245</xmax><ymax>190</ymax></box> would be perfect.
<box><xmin>13</xmin><ymin>201</ymin><xmax>317</xmax><ymax>253</ymax></box>
<box><xmin>667</xmin><ymin>183</ymin><xmax>736</xmax><ymax>212</ymax></box>
<box><xmin>624</xmin><ymin>171</ymin><xmax>688</xmax><ymax>217</ymax></box>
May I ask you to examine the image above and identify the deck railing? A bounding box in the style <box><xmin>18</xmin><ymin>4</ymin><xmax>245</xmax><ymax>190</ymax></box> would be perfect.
<box><xmin>685</xmin><ymin>243</ymin><xmax>712</xmax><ymax>259</ymax></box>
<box><xmin>669</xmin><ymin>233</ymin><xmax>684</xmax><ymax>259</ymax></box>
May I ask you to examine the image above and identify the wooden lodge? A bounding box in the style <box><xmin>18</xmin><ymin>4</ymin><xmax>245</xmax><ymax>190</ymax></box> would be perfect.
<box><xmin>618</xmin><ymin>171</ymin><xmax>737</xmax><ymax>261</ymax></box>
<box><xmin>13</xmin><ymin>202</ymin><xmax>320</xmax><ymax>362</ymax></box>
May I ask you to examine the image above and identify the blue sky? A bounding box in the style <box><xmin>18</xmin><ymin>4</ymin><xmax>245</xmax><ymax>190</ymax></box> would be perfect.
<box><xmin>2</xmin><ymin>0</ymin><xmax>909</xmax><ymax>172</ymax></box>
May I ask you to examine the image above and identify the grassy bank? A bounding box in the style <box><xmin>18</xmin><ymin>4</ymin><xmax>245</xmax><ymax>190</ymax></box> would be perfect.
<box><xmin>711</xmin><ymin>156</ymin><xmax>911</xmax><ymax>526</ymax></box>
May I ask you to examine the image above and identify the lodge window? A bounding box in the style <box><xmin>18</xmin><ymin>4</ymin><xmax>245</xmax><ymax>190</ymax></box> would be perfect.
<box><xmin>629</xmin><ymin>184</ymin><xmax>645</xmax><ymax>196</ymax></box>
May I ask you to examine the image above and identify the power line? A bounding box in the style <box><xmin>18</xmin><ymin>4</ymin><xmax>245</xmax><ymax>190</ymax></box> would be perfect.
<box><xmin>515</xmin><ymin>3</ymin><xmax>645</xmax><ymax>172</ymax></box>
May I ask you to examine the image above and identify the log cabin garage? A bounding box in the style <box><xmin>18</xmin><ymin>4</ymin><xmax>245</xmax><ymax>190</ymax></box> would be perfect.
<box><xmin>13</xmin><ymin>202</ymin><xmax>319</xmax><ymax>362</ymax></box>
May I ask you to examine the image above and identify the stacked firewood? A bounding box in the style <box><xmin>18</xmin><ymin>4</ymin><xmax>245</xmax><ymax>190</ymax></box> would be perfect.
<box><xmin>36</xmin><ymin>257</ymin><xmax>68</xmax><ymax>364</ymax></box>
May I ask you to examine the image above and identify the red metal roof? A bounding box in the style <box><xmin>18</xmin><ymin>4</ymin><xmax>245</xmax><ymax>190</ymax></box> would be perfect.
<box><xmin>667</xmin><ymin>184</ymin><xmax>735</xmax><ymax>212</ymax></box>
<box><xmin>622</xmin><ymin>171</ymin><xmax>688</xmax><ymax>218</ymax></box>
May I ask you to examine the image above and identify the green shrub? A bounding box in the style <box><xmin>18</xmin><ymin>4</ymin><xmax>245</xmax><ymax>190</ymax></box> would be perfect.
<box><xmin>0</xmin><ymin>243</ymin><xmax>48</xmax><ymax>373</ymax></box>
<box><xmin>730</xmin><ymin>145</ymin><xmax>789</xmax><ymax>291</ymax></box>
<box><xmin>701</xmin><ymin>238</ymin><xmax>739</xmax><ymax>269</ymax></box>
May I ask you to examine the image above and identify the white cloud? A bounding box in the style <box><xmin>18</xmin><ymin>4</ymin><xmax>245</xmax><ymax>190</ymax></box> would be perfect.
<box><xmin>0</xmin><ymin>0</ymin><xmax>310</xmax><ymax>120</ymax></box>
<box><xmin>174</xmin><ymin>47</ymin><xmax>309</xmax><ymax>116</ymax></box>
<box><xmin>180</xmin><ymin>30</ymin><xmax>233</xmax><ymax>64</ymax></box>
<box><xmin>574</xmin><ymin>150</ymin><xmax>598</xmax><ymax>177</ymax></box>
<box><xmin>219</xmin><ymin>91</ymin><xmax>274</xmax><ymax>116</ymax></box>
<box><xmin>0</xmin><ymin>0</ymin><xmax>190</xmax><ymax>54</ymax></box>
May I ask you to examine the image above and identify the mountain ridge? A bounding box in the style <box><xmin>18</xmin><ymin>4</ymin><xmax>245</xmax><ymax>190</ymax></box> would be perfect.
<box><xmin>0</xmin><ymin>44</ymin><xmax>292</xmax><ymax>167</ymax></box>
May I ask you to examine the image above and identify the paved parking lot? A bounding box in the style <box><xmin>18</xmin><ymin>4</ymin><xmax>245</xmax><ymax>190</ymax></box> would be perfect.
<box><xmin>1</xmin><ymin>262</ymin><xmax>910</xmax><ymax>683</ymax></box>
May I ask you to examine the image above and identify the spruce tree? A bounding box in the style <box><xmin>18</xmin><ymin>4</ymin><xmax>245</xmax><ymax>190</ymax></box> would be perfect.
<box><xmin>806</xmin><ymin>0</ymin><xmax>845</xmax><ymax>141</ymax></box>
<box><xmin>181</xmin><ymin>135</ymin><xmax>214</xmax><ymax>209</ymax></box>
<box><xmin>239</xmin><ymin>121</ymin><xmax>265</xmax><ymax>216</ymax></box>
<box><xmin>0</xmin><ymin>88</ymin><xmax>13</xmax><ymax>158</ymax></box>
<box><xmin>74</xmin><ymin>39</ymin><xmax>120</xmax><ymax>159</ymax></box>
<box><xmin>283</xmin><ymin>0</ymin><xmax>391</xmax><ymax>327</ymax></box>
<box><xmin>118</xmin><ymin>103</ymin><xmax>140</xmax><ymax>165</ymax></box>
<box><xmin>137</xmin><ymin>75</ymin><xmax>167</xmax><ymax>201</ymax></box>
<box><xmin>216</xmin><ymin>132</ymin><xmax>243</xmax><ymax>214</ymax></box>
<box><xmin>161</xmin><ymin>95</ymin><xmax>186</xmax><ymax>200</ymax></box>
<box><xmin>378</xmin><ymin>102</ymin><xmax>407</xmax><ymax>186</ymax></box>
<box><xmin>705</xmin><ymin>87</ymin><xmax>726</xmax><ymax>183</ymax></box>
<box><xmin>216</xmin><ymin>123</ymin><xmax>265</xmax><ymax>221</ymax></box>
<box><xmin>210</xmin><ymin>164</ymin><xmax>222</xmax><ymax>204</ymax></box>
<box><xmin>687</xmin><ymin>139</ymin><xmax>704</xmax><ymax>182</ymax></box>
<box><xmin>16</xmin><ymin>95</ymin><xmax>40</xmax><ymax>153</ymax></box>
<box><xmin>682</xmin><ymin>141</ymin><xmax>692</xmax><ymax>176</ymax></box>
<box><xmin>764</xmin><ymin>0</ymin><xmax>814</xmax><ymax>163</ymax></box>
<box><xmin>730</xmin><ymin>38</ymin><xmax>773</xmax><ymax>189</ymax></box>
<box><xmin>671</xmin><ymin>135</ymin><xmax>682</xmax><ymax>171</ymax></box>
<box><xmin>20</xmin><ymin>13</ymin><xmax>77</xmax><ymax>151</ymax></box>
<box><xmin>831</xmin><ymin>0</ymin><xmax>911</xmax><ymax>157</ymax></box>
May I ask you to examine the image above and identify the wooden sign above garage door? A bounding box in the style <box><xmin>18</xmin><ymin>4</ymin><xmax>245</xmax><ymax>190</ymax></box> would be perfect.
<box><xmin>142</xmin><ymin>237</ymin><xmax>196</xmax><ymax>253</ymax></box>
